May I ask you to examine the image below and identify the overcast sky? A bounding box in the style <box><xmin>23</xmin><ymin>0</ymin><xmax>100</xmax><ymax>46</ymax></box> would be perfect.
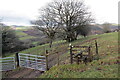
<box><xmin>0</xmin><ymin>0</ymin><xmax>119</xmax><ymax>26</ymax></box>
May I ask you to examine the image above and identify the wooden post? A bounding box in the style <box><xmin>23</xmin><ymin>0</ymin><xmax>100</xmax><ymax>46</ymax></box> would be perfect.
<box><xmin>88</xmin><ymin>46</ymin><xmax>91</xmax><ymax>57</ymax></box>
<box><xmin>69</xmin><ymin>44</ymin><xmax>73</xmax><ymax>64</ymax></box>
<box><xmin>45</xmin><ymin>50</ymin><xmax>49</xmax><ymax>71</ymax></box>
<box><xmin>15</xmin><ymin>53</ymin><xmax>19</xmax><ymax>67</ymax></box>
<box><xmin>57</xmin><ymin>52</ymin><xmax>59</xmax><ymax>66</ymax></box>
<box><xmin>88</xmin><ymin>46</ymin><xmax>92</xmax><ymax>62</ymax></box>
<box><xmin>95</xmin><ymin>40</ymin><xmax>99</xmax><ymax>60</ymax></box>
<box><xmin>77</xmin><ymin>56</ymin><xmax>79</xmax><ymax>65</ymax></box>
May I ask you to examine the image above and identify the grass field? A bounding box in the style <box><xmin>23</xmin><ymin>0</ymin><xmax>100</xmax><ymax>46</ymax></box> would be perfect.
<box><xmin>39</xmin><ymin>32</ymin><xmax>119</xmax><ymax>78</ymax></box>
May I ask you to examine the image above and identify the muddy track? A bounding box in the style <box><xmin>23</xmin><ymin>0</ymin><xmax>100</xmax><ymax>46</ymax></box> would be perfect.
<box><xmin>3</xmin><ymin>68</ymin><xmax>43</xmax><ymax>78</ymax></box>
<box><xmin>9</xmin><ymin>68</ymin><xmax>33</xmax><ymax>78</ymax></box>
<box><xmin>3</xmin><ymin>68</ymin><xmax>25</xmax><ymax>78</ymax></box>
<box><xmin>23</xmin><ymin>70</ymin><xmax>44</xmax><ymax>78</ymax></box>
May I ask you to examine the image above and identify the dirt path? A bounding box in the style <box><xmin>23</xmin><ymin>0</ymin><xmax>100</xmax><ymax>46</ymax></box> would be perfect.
<box><xmin>23</xmin><ymin>70</ymin><xmax>44</xmax><ymax>78</ymax></box>
<box><xmin>3</xmin><ymin>68</ymin><xmax>43</xmax><ymax>78</ymax></box>
<box><xmin>9</xmin><ymin>68</ymin><xmax>33</xmax><ymax>78</ymax></box>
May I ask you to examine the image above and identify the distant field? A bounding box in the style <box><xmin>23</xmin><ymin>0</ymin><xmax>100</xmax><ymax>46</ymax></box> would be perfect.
<box><xmin>15</xmin><ymin>29</ymin><xmax>37</xmax><ymax>40</ymax></box>
<box><xmin>15</xmin><ymin>30</ymin><xmax>28</xmax><ymax>37</ymax></box>
<box><xmin>19</xmin><ymin>36</ymin><xmax>36</xmax><ymax>40</ymax></box>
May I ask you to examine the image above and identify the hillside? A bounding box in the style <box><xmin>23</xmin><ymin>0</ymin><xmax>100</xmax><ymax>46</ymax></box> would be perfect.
<box><xmin>90</xmin><ymin>25</ymin><xmax>103</xmax><ymax>34</ymax></box>
<box><xmin>15</xmin><ymin>28</ymin><xmax>47</xmax><ymax>46</ymax></box>
<box><xmin>39</xmin><ymin>32</ymin><xmax>119</xmax><ymax>78</ymax></box>
<box><xmin>109</xmin><ymin>26</ymin><xmax>118</xmax><ymax>31</ymax></box>
<box><xmin>90</xmin><ymin>25</ymin><xmax>103</xmax><ymax>31</ymax></box>
<box><xmin>2</xmin><ymin>32</ymin><xmax>119</xmax><ymax>78</ymax></box>
<box><xmin>90</xmin><ymin>24</ymin><xmax>119</xmax><ymax>35</ymax></box>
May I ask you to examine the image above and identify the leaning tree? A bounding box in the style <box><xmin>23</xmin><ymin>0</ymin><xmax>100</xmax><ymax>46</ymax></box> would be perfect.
<box><xmin>33</xmin><ymin>0</ymin><xmax>93</xmax><ymax>43</ymax></box>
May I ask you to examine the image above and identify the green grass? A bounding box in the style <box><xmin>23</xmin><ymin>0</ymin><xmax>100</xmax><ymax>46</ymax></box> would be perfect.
<box><xmin>19</xmin><ymin>40</ymin><xmax>66</xmax><ymax>55</ymax></box>
<box><xmin>15</xmin><ymin>30</ymin><xmax>28</xmax><ymax>37</ymax></box>
<box><xmin>39</xmin><ymin>32</ymin><xmax>119</xmax><ymax>78</ymax></box>
<box><xmin>19</xmin><ymin>34</ymin><xmax>97</xmax><ymax>56</ymax></box>
<box><xmin>15</xmin><ymin>29</ymin><xmax>37</xmax><ymax>40</ymax></box>
<box><xmin>31</xmin><ymin>41</ymin><xmax>42</xmax><ymax>46</ymax></box>
<box><xmin>19</xmin><ymin>36</ymin><xmax>36</xmax><ymax>40</ymax></box>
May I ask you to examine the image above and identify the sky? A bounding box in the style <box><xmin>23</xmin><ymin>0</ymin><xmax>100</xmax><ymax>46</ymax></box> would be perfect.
<box><xmin>0</xmin><ymin>0</ymin><xmax>119</xmax><ymax>26</ymax></box>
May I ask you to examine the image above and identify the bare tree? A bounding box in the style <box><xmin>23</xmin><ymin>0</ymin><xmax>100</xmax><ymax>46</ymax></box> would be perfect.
<box><xmin>48</xmin><ymin>0</ymin><xmax>93</xmax><ymax>42</ymax></box>
<box><xmin>33</xmin><ymin>0</ymin><xmax>93</xmax><ymax>43</ymax></box>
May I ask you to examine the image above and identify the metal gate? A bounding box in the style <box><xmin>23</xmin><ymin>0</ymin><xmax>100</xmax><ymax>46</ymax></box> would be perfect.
<box><xmin>0</xmin><ymin>57</ymin><xmax>16</xmax><ymax>71</ymax></box>
<box><xmin>18</xmin><ymin>53</ymin><xmax>46</xmax><ymax>71</ymax></box>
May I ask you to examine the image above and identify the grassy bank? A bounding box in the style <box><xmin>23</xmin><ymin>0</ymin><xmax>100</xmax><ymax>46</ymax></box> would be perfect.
<box><xmin>39</xmin><ymin>32</ymin><xmax>119</xmax><ymax>78</ymax></box>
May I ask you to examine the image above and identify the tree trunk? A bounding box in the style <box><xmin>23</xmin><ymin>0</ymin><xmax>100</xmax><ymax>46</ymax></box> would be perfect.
<box><xmin>84</xmin><ymin>34</ymin><xmax>86</xmax><ymax>37</ymax></box>
<box><xmin>66</xmin><ymin>32</ymin><xmax>78</xmax><ymax>42</ymax></box>
<box><xmin>49</xmin><ymin>40</ymin><xmax>52</xmax><ymax>48</ymax></box>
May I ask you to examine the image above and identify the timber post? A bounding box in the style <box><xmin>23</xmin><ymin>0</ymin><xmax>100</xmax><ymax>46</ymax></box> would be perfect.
<box><xmin>69</xmin><ymin>44</ymin><xmax>73</xmax><ymax>64</ymax></box>
<box><xmin>15</xmin><ymin>52</ymin><xmax>19</xmax><ymax>67</ymax></box>
<box><xmin>88</xmin><ymin>46</ymin><xmax>92</xmax><ymax>62</ymax></box>
<box><xmin>95</xmin><ymin>40</ymin><xmax>99</xmax><ymax>60</ymax></box>
<box><xmin>57</xmin><ymin>52</ymin><xmax>59</xmax><ymax>66</ymax></box>
<box><xmin>77</xmin><ymin>55</ymin><xmax>79</xmax><ymax>64</ymax></box>
<box><xmin>45</xmin><ymin>50</ymin><xmax>49</xmax><ymax>71</ymax></box>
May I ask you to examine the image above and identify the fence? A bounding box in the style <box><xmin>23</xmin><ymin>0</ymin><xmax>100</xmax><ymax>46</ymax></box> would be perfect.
<box><xmin>18</xmin><ymin>53</ymin><xmax>46</xmax><ymax>71</ymax></box>
<box><xmin>45</xmin><ymin>50</ymin><xmax>59</xmax><ymax>69</ymax></box>
<box><xmin>0</xmin><ymin>57</ymin><xmax>16</xmax><ymax>71</ymax></box>
<box><xmin>69</xmin><ymin>40</ymin><xmax>99</xmax><ymax>64</ymax></box>
<box><xmin>0</xmin><ymin>40</ymin><xmax>99</xmax><ymax>71</ymax></box>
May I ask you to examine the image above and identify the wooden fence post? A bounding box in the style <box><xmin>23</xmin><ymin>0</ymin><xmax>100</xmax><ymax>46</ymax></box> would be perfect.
<box><xmin>95</xmin><ymin>40</ymin><xmax>99</xmax><ymax>60</ymax></box>
<box><xmin>69</xmin><ymin>44</ymin><xmax>73</xmax><ymax>64</ymax></box>
<box><xmin>45</xmin><ymin>50</ymin><xmax>49</xmax><ymax>71</ymax></box>
<box><xmin>15</xmin><ymin>53</ymin><xmax>19</xmax><ymax>67</ymax></box>
<box><xmin>57</xmin><ymin>52</ymin><xmax>59</xmax><ymax>66</ymax></box>
<box><xmin>88</xmin><ymin>46</ymin><xmax>91</xmax><ymax>61</ymax></box>
<box><xmin>77</xmin><ymin>56</ymin><xmax>79</xmax><ymax>65</ymax></box>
